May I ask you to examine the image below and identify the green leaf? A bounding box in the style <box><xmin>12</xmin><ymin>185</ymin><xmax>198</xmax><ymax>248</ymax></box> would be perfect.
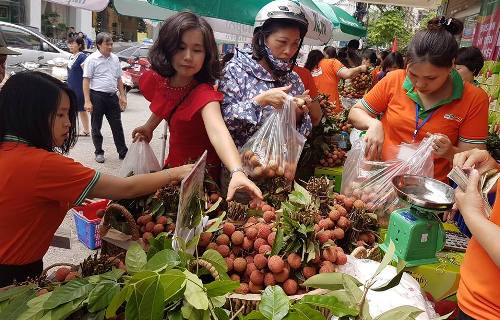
<box><xmin>143</xmin><ymin>249</ymin><xmax>181</xmax><ymax>272</ymax></box>
<box><xmin>290</xmin><ymin>303</ymin><xmax>326</xmax><ymax>320</ymax></box>
<box><xmin>159</xmin><ymin>269</ymin><xmax>187</xmax><ymax>302</ymax></box>
<box><xmin>201</xmin><ymin>249</ymin><xmax>229</xmax><ymax>280</ymax></box>
<box><xmin>0</xmin><ymin>284</ymin><xmax>36</xmax><ymax>302</ymax></box>
<box><xmin>373</xmin><ymin>306</ymin><xmax>423</xmax><ymax>320</ymax></box>
<box><xmin>210</xmin><ymin>295</ymin><xmax>226</xmax><ymax>308</ymax></box>
<box><xmin>372</xmin><ymin>262</ymin><xmax>406</xmax><ymax>292</ymax></box>
<box><xmin>183</xmin><ymin>270</ymin><xmax>209</xmax><ymax>310</ymax></box>
<box><xmin>43</xmin><ymin>279</ymin><xmax>94</xmax><ymax>309</ymax></box>
<box><xmin>40</xmin><ymin>297</ymin><xmax>85</xmax><ymax>320</ymax></box>
<box><xmin>205</xmin><ymin>197</ymin><xmax>222</xmax><ymax>214</ymax></box>
<box><xmin>105</xmin><ymin>285</ymin><xmax>132</xmax><ymax>318</ymax></box>
<box><xmin>325</xmin><ymin>290</ymin><xmax>359</xmax><ymax>311</ymax></box>
<box><xmin>126</xmin><ymin>242</ymin><xmax>148</xmax><ymax>274</ymax></box>
<box><xmin>259</xmin><ymin>286</ymin><xmax>289</xmax><ymax>320</ymax></box>
<box><xmin>343</xmin><ymin>276</ymin><xmax>363</xmax><ymax>302</ymax></box>
<box><xmin>205</xmin><ymin>212</ymin><xmax>226</xmax><ymax>233</ymax></box>
<box><xmin>242</xmin><ymin>310</ymin><xmax>267</xmax><ymax>320</ymax></box>
<box><xmin>432</xmin><ymin>310</ymin><xmax>455</xmax><ymax>320</ymax></box>
<box><xmin>167</xmin><ymin>310</ymin><xmax>183</xmax><ymax>320</ymax></box>
<box><xmin>99</xmin><ymin>268</ymin><xmax>125</xmax><ymax>281</ymax></box>
<box><xmin>186</xmin><ymin>234</ymin><xmax>201</xmax><ymax>250</ymax></box>
<box><xmin>213</xmin><ymin>307</ymin><xmax>229</xmax><ymax>320</ymax></box>
<box><xmin>271</xmin><ymin>227</ymin><xmax>285</xmax><ymax>256</ymax></box>
<box><xmin>87</xmin><ymin>281</ymin><xmax>120</xmax><ymax>313</ymax></box>
<box><xmin>82</xmin><ymin>310</ymin><xmax>105</xmax><ymax>320</ymax></box>
<box><xmin>204</xmin><ymin>280</ymin><xmax>239</xmax><ymax>297</ymax></box>
<box><xmin>0</xmin><ymin>288</ymin><xmax>36</xmax><ymax>320</ymax></box>
<box><xmin>372</xmin><ymin>240</ymin><xmax>395</xmax><ymax>280</ymax></box>
<box><xmin>303</xmin><ymin>273</ymin><xmax>362</xmax><ymax>291</ymax></box>
<box><xmin>301</xmin><ymin>295</ymin><xmax>358</xmax><ymax>317</ymax></box>
<box><xmin>18</xmin><ymin>292</ymin><xmax>52</xmax><ymax>320</ymax></box>
<box><xmin>292</xmin><ymin>182</ymin><xmax>312</xmax><ymax>205</ymax></box>
<box><xmin>125</xmin><ymin>274</ymin><xmax>165</xmax><ymax>320</ymax></box>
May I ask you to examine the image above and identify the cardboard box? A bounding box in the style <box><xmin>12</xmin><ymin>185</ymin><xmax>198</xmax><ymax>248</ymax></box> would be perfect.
<box><xmin>314</xmin><ymin>166</ymin><xmax>343</xmax><ymax>192</ymax></box>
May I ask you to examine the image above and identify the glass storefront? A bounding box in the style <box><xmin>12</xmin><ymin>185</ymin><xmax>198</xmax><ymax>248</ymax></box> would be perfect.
<box><xmin>0</xmin><ymin>0</ymin><xmax>25</xmax><ymax>24</ymax></box>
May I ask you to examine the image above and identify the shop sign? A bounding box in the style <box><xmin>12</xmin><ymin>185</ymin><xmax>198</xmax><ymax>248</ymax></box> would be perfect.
<box><xmin>472</xmin><ymin>0</ymin><xmax>500</xmax><ymax>60</ymax></box>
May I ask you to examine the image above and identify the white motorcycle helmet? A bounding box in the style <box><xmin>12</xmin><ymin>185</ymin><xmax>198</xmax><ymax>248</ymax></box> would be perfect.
<box><xmin>254</xmin><ymin>0</ymin><xmax>308</xmax><ymax>37</ymax></box>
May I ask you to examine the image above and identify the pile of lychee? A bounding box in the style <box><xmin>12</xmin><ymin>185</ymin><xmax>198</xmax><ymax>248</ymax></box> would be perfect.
<box><xmin>198</xmin><ymin>201</ymin><xmax>349</xmax><ymax>296</ymax></box>
<box><xmin>241</xmin><ymin>151</ymin><xmax>296</xmax><ymax>181</ymax></box>
<box><xmin>318</xmin><ymin>146</ymin><xmax>347</xmax><ymax>168</ymax></box>
<box><xmin>136</xmin><ymin>214</ymin><xmax>176</xmax><ymax>245</ymax></box>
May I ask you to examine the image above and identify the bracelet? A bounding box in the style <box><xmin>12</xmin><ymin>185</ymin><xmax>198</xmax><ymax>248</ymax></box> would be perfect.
<box><xmin>230</xmin><ymin>167</ymin><xmax>245</xmax><ymax>177</ymax></box>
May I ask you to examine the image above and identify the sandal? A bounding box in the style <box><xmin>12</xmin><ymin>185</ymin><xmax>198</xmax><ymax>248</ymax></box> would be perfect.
<box><xmin>78</xmin><ymin>131</ymin><xmax>90</xmax><ymax>136</ymax></box>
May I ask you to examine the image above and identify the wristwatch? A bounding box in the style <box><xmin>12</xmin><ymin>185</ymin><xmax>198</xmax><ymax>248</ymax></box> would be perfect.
<box><xmin>230</xmin><ymin>167</ymin><xmax>246</xmax><ymax>177</ymax></box>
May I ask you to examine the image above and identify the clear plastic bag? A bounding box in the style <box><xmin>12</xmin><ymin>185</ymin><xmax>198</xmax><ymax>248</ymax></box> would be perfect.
<box><xmin>341</xmin><ymin>136</ymin><xmax>436</xmax><ymax>214</ymax></box>
<box><xmin>118</xmin><ymin>141</ymin><xmax>161</xmax><ymax>177</ymax></box>
<box><xmin>241</xmin><ymin>96</ymin><xmax>306</xmax><ymax>181</ymax></box>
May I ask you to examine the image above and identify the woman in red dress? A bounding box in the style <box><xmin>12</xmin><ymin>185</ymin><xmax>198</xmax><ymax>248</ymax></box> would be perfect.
<box><xmin>132</xmin><ymin>12</ymin><xmax>261</xmax><ymax>201</ymax></box>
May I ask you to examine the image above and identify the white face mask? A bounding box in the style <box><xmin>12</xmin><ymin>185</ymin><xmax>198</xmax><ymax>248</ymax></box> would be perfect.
<box><xmin>264</xmin><ymin>44</ymin><xmax>292</xmax><ymax>72</ymax></box>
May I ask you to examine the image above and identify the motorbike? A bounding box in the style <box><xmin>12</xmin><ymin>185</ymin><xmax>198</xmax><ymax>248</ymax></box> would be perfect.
<box><xmin>121</xmin><ymin>56</ymin><xmax>150</xmax><ymax>92</ymax></box>
<box><xmin>8</xmin><ymin>56</ymin><xmax>68</xmax><ymax>82</ymax></box>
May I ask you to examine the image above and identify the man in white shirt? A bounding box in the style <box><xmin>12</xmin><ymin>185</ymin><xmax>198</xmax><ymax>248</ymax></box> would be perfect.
<box><xmin>83</xmin><ymin>32</ymin><xmax>128</xmax><ymax>163</ymax></box>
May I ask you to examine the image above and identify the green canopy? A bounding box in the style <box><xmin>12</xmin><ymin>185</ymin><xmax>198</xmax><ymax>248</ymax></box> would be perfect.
<box><xmin>312</xmin><ymin>1</ymin><xmax>367</xmax><ymax>40</ymax></box>
<box><xmin>147</xmin><ymin>0</ymin><xmax>334</xmax><ymax>44</ymax></box>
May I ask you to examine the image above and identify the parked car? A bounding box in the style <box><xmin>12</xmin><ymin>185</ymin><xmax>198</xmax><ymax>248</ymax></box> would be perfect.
<box><xmin>0</xmin><ymin>22</ymin><xmax>71</xmax><ymax>67</ymax></box>
<box><xmin>116</xmin><ymin>44</ymin><xmax>151</xmax><ymax>62</ymax></box>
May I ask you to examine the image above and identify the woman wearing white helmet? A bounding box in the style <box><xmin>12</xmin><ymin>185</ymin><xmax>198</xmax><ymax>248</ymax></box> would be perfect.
<box><xmin>219</xmin><ymin>0</ymin><xmax>319</xmax><ymax>152</ymax></box>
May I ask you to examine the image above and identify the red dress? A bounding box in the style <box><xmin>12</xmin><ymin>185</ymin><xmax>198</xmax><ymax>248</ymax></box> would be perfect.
<box><xmin>139</xmin><ymin>70</ymin><xmax>224</xmax><ymax>178</ymax></box>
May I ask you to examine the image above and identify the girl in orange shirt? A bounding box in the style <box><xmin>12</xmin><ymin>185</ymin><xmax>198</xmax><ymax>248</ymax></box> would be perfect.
<box><xmin>452</xmin><ymin>149</ymin><xmax>500</xmax><ymax>320</ymax></box>
<box><xmin>348</xmin><ymin>17</ymin><xmax>488</xmax><ymax>181</ymax></box>
<box><xmin>0</xmin><ymin>72</ymin><xmax>192</xmax><ymax>286</ymax></box>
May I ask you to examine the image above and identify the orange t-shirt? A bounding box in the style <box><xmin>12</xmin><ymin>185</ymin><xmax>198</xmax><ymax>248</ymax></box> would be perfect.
<box><xmin>458</xmin><ymin>185</ymin><xmax>500</xmax><ymax>319</ymax></box>
<box><xmin>0</xmin><ymin>137</ymin><xmax>99</xmax><ymax>265</ymax></box>
<box><xmin>361</xmin><ymin>69</ymin><xmax>488</xmax><ymax>182</ymax></box>
<box><xmin>293</xmin><ymin>65</ymin><xmax>318</xmax><ymax>98</ymax></box>
<box><xmin>311</xmin><ymin>58</ymin><xmax>346</xmax><ymax>112</ymax></box>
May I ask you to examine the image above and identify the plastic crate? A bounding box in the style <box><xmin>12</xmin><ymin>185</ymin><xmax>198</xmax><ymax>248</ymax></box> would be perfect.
<box><xmin>72</xmin><ymin>199</ymin><xmax>109</xmax><ymax>249</ymax></box>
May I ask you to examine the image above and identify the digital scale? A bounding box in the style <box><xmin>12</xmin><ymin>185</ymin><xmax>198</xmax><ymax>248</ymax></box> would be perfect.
<box><xmin>380</xmin><ymin>175</ymin><xmax>456</xmax><ymax>267</ymax></box>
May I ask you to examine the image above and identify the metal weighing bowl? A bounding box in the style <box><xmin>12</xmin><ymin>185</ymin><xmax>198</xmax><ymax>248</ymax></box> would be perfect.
<box><xmin>391</xmin><ymin>175</ymin><xmax>455</xmax><ymax>210</ymax></box>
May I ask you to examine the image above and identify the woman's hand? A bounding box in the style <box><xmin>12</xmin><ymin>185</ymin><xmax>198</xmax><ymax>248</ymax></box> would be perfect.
<box><xmin>428</xmin><ymin>133</ymin><xmax>454</xmax><ymax>160</ymax></box>
<box><xmin>253</xmin><ymin>85</ymin><xmax>292</xmax><ymax>108</ymax></box>
<box><xmin>455</xmin><ymin>169</ymin><xmax>487</xmax><ymax>219</ymax></box>
<box><xmin>364</xmin><ymin>119</ymin><xmax>384</xmax><ymax>160</ymax></box>
<box><xmin>227</xmin><ymin>171</ymin><xmax>263</xmax><ymax>201</ymax></box>
<box><xmin>453</xmin><ymin>149</ymin><xmax>498</xmax><ymax>175</ymax></box>
<box><xmin>132</xmin><ymin>125</ymin><xmax>153</xmax><ymax>143</ymax></box>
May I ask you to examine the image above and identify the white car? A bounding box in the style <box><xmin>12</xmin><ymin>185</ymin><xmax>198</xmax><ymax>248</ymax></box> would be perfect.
<box><xmin>0</xmin><ymin>22</ymin><xmax>71</xmax><ymax>67</ymax></box>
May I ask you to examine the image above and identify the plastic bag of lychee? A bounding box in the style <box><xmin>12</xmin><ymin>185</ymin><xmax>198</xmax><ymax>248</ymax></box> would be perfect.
<box><xmin>341</xmin><ymin>136</ymin><xmax>436</xmax><ymax>215</ymax></box>
<box><xmin>240</xmin><ymin>96</ymin><xmax>306</xmax><ymax>181</ymax></box>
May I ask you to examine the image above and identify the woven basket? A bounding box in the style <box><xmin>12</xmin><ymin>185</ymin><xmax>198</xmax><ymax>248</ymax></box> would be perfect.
<box><xmin>99</xmin><ymin>203</ymin><xmax>141</xmax><ymax>256</ymax></box>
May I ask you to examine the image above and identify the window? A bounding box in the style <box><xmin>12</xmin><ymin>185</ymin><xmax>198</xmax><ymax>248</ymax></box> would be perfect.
<box><xmin>1</xmin><ymin>25</ymin><xmax>42</xmax><ymax>50</ymax></box>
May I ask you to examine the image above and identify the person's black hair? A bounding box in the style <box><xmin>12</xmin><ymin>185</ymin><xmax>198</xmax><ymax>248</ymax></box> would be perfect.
<box><xmin>221</xmin><ymin>52</ymin><xmax>234</xmax><ymax>67</ymax></box>
<box><xmin>406</xmin><ymin>16</ymin><xmax>464</xmax><ymax>68</ymax></box>
<box><xmin>362</xmin><ymin>49</ymin><xmax>377</xmax><ymax>66</ymax></box>
<box><xmin>381</xmin><ymin>52</ymin><xmax>405</xmax><ymax>72</ymax></box>
<box><xmin>95</xmin><ymin>32</ymin><xmax>113</xmax><ymax>47</ymax></box>
<box><xmin>380</xmin><ymin>50</ymin><xmax>389</xmax><ymax>61</ymax></box>
<box><xmin>252</xmin><ymin>19</ymin><xmax>306</xmax><ymax>83</ymax></box>
<box><xmin>323</xmin><ymin>46</ymin><xmax>337</xmax><ymax>59</ymax></box>
<box><xmin>149</xmin><ymin>11</ymin><xmax>220</xmax><ymax>85</ymax></box>
<box><xmin>304</xmin><ymin>50</ymin><xmax>325</xmax><ymax>71</ymax></box>
<box><xmin>0</xmin><ymin>72</ymin><xmax>78</xmax><ymax>154</ymax></box>
<box><xmin>337</xmin><ymin>47</ymin><xmax>349</xmax><ymax>66</ymax></box>
<box><xmin>456</xmin><ymin>46</ymin><xmax>484</xmax><ymax>76</ymax></box>
<box><xmin>67</xmin><ymin>36</ymin><xmax>85</xmax><ymax>51</ymax></box>
<box><xmin>347</xmin><ymin>39</ymin><xmax>360</xmax><ymax>50</ymax></box>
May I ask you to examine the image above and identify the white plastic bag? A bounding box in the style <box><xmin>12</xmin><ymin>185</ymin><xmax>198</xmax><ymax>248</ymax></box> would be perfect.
<box><xmin>240</xmin><ymin>96</ymin><xmax>306</xmax><ymax>181</ymax></box>
<box><xmin>118</xmin><ymin>141</ymin><xmax>161</xmax><ymax>177</ymax></box>
<box><xmin>341</xmin><ymin>136</ymin><xmax>436</xmax><ymax>214</ymax></box>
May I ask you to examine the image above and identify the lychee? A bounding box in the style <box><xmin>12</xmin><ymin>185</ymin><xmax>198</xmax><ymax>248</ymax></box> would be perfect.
<box><xmin>223</xmin><ymin>222</ymin><xmax>236</xmax><ymax>236</ymax></box>
<box><xmin>253</xmin><ymin>254</ymin><xmax>268</xmax><ymax>270</ymax></box>
<box><xmin>320</xmin><ymin>261</ymin><xmax>335</xmax><ymax>273</ymax></box>
<box><xmin>242</xmin><ymin>237</ymin><xmax>254</xmax><ymax>250</ymax></box>
<box><xmin>250</xmin><ymin>270</ymin><xmax>264</xmax><ymax>285</ymax></box>
<box><xmin>145</xmin><ymin>221</ymin><xmax>155</xmax><ymax>233</ymax></box>
<box><xmin>332</xmin><ymin>228</ymin><xmax>345</xmax><ymax>240</ymax></box>
<box><xmin>245</xmin><ymin>227</ymin><xmax>258</xmax><ymax>240</ymax></box>
<box><xmin>258</xmin><ymin>224</ymin><xmax>272</xmax><ymax>239</ymax></box>
<box><xmin>328</xmin><ymin>210</ymin><xmax>341</xmax><ymax>222</ymax></box>
<box><xmin>55</xmin><ymin>267</ymin><xmax>71</xmax><ymax>282</ymax></box>
<box><xmin>261</xmin><ymin>204</ymin><xmax>273</xmax><ymax>212</ymax></box>
<box><xmin>267</xmin><ymin>231</ymin><xmax>276</xmax><ymax>246</ymax></box>
<box><xmin>335</xmin><ymin>252</ymin><xmax>347</xmax><ymax>265</ymax></box>
<box><xmin>253</xmin><ymin>238</ymin><xmax>268</xmax><ymax>251</ymax></box>
<box><xmin>287</xmin><ymin>253</ymin><xmax>302</xmax><ymax>270</ymax></box>
<box><xmin>235</xmin><ymin>282</ymin><xmax>249</xmax><ymax>294</ymax></box>
<box><xmin>302</xmin><ymin>266</ymin><xmax>317</xmax><ymax>279</ymax></box>
<box><xmin>233</xmin><ymin>257</ymin><xmax>247</xmax><ymax>273</ymax></box>
<box><xmin>152</xmin><ymin>224</ymin><xmax>164</xmax><ymax>235</ymax></box>
<box><xmin>258</xmin><ymin>245</ymin><xmax>272</xmax><ymax>254</ymax></box>
<box><xmin>142</xmin><ymin>232</ymin><xmax>153</xmax><ymax>243</ymax></box>
<box><xmin>283</xmin><ymin>279</ymin><xmax>298</xmax><ymax>295</ymax></box>
<box><xmin>230</xmin><ymin>274</ymin><xmax>241</xmax><ymax>282</ymax></box>
<box><xmin>274</xmin><ymin>267</ymin><xmax>290</xmax><ymax>283</ymax></box>
<box><xmin>156</xmin><ymin>216</ymin><xmax>168</xmax><ymax>225</ymax></box>
<box><xmin>207</xmin><ymin>242</ymin><xmax>218</xmax><ymax>251</ymax></box>
<box><xmin>216</xmin><ymin>245</ymin><xmax>230</xmax><ymax>257</ymax></box>
<box><xmin>231</xmin><ymin>231</ymin><xmax>244</xmax><ymax>246</ymax></box>
<box><xmin>245</xmin><ymin>256</ymin><xmax>254</xmax><ymax>265</ymax></box>
<box><xmin>225</xmin><ymin>257</ymin><xmax>234</xmax><ymax>271</ymax></box>
<box><xmin>216</xmin><ymin>234</ymin><xmax>230</xmax><ymax>246</ymax></box>
<box><xmin>323</xmin><ymin>247</ymin><xmax>337</xmax><ymax>263</ymax></box>
<box><xmin>245</xmin><ymin>263</ymin><xmax>257</xmax><ymax>277</ymax></box>
<box><xmin>249</xmin><ymin>281</ymin><xmax>263</xmax><ymax>294</ymax></box>
<box><xmin>198</xmin><ymin>232</ymin><xmax>212</xmax><ymax>247</ymax></box>
<box><xmin>268</xmin><ymin>256</ymin><xmax>285</xmax><ymax>273</ymax></box>
<box><xmin>316</xmin><ymin>230</ymin><xmax>331</xmax><ymax>244</ymax></box>
<box><xmin>64</xmin><ymin>271</ymin><xmax>79</xmax><ymax>281</ymax></box>
<box><xmin>263</xmin><ymin>211</ymin><xmax>276</xmax><ymax>223</ymax></box>
<box><xmin>337</xmin><ymin>216</ymin><xmax>350</xmax><ymax>229</ymax></box>
<box><xmin>264</xmin><ymin>273</ymin><xmax>276</xmax><ymax>286</ymax></box>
